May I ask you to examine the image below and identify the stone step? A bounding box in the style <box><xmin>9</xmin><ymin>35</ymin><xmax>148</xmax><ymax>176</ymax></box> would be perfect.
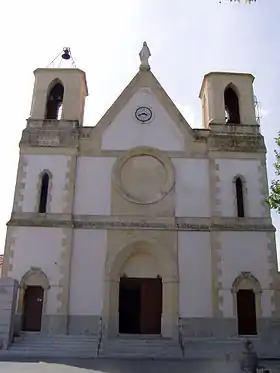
<box><xmin>8</xmin><ymin>333</ymin><xmax>100</xmax><ymax>358</ymax></box>
<box><xmin>182</xmin><ymin>338</ymin><xmax>280</xmax><ymax>360</ymax></box>
<box><xmin>100</xmin><ymin>337</ymin><xmax>182</xmax><ymax>359</ymax></box>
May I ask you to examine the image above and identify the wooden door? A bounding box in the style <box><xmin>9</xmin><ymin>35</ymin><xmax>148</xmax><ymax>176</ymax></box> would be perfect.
<box><xmin>119</xmin><ymin>278</ymin><xmax>141</xmax><ymax>334</ymax></box>
<box><xmin>141</xmin><ymin>278</ymin><xmax>162</xmax><ymax>334</ymax></box>
<box><xmin>237</xmin><ymin>289</ymin><xmax>257</xmax><ymax>335</ymax></box>
<box><xmin>22</xmin><ymin>286</ymin><xmax>44</xmax><ymax>332</ymax></box>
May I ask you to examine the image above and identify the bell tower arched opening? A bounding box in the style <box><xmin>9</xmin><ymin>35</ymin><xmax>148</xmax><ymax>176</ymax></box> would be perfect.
<box><xmin>224</xmin><ymin>85</ymin><xmax>240</xmax><ymax>124</ymax></box>
<box><xmin>45</xmin><ymin>81</ymin><xmax>64</xmax><ymax>120</ymax></box>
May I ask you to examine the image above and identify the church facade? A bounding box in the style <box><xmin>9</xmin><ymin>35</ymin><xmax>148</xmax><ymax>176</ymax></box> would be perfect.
<box><xmin>2</xmin><ymin>44</ymin><xmax>280</xmax><ymax>344</ymax></box>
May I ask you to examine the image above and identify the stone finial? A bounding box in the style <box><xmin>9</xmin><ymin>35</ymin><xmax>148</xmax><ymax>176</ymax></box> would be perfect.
<box><xmin>139</xmin><ymin>41</ymin><xmax>151</xmax><ymax>71</ymax></box>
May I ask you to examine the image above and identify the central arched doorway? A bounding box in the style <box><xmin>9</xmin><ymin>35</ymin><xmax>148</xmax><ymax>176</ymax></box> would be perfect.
<box><xmin>119</xmin><ymin>276</ymin><xmax>162</xmax><ymax>334</ymax></box>
<box><xmin>104</xmin><ymin>240</ymin><xmax>178</xmax><ymax>338</ymax></box>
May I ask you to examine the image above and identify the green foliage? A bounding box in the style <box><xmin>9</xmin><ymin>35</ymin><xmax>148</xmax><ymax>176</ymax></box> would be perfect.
<box><xmin>268</xmin><ymin>133</ymin><xmax>280</xmax><ymax>214</ymax></box>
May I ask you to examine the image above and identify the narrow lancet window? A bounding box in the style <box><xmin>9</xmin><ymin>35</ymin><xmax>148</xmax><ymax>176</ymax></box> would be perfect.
<box><xmin>45</xmin><ymin>82</ymin><xmax>64</xmax><ymax>120</ymax></box>
<box><xmin>224</xmin><ymin>86</ymin><xmax>240</xmax><ymax>124</ymax></box>
<box><xmin>235</xmin><ymin>177</ymin><xmax>245</xmax><ymax>217</ymax></box>
<box><xmin>39</xmin><ymin>173</ymin><xmax>49</xmax><ymax>213</ymax></box>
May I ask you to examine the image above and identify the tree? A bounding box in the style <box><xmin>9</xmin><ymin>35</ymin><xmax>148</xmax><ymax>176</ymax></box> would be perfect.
<box><xmin>268</xmin><ymin>133</ymin><xmax>280</xmax><ymax>214</ymax></box>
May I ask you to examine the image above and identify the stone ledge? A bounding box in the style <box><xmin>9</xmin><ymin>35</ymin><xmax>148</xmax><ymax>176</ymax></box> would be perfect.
<box><xmin>6</xmin><ymin>214</ymin><xmax>275</xmax><ymax>232</ymax></box>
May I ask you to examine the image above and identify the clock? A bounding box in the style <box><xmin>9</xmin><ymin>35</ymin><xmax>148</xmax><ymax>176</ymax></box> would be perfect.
<box><xmin>135</xmin><ymin>106</ymin><xmax>153</xmax><ymax>123</ymax></box>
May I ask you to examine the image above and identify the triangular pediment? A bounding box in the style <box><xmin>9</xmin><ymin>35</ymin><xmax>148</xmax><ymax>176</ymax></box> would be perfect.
<box><xmin>90</xmin><ymin>69</ymin><xmax>195</xmax><ymax>151</ymax></box>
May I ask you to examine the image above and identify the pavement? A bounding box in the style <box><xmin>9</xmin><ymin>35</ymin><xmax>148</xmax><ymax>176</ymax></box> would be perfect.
<box><xmin>0</xmin><ymin>358</ymin><xmax>280</xmax><ymax>373</ymax></box>
<box><xmin>0</xmin><ymin>358</ymin><xmax>238</xmax><ymax>373</ymax></box>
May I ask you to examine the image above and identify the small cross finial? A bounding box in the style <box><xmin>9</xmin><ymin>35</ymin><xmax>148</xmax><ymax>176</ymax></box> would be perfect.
<box><xmin>139</xmin><ymin>41</ymin><xmax>151</xmax><ymax>71</ymax></box>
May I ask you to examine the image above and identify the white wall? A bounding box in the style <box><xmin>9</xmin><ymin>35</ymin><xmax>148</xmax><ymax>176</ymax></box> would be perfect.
<box><xmin>74</xmin><ymin>157</ymin><xmax>116</xmax><ymax>215</ymax></box>
<box><xmin>178</xmin><ymin>232</ymin><xmax>212</xmax><ymax>317</ymax></box>
<box><xmin>20</xmin><ymin>154</ymin><xmax>70</xmax><ymax>213</ymax></box>
<box><xmin>8</xmin><ymin>227</ymin><xmax>64</xmax><ymax>314</ymax></box>
<box><xmin>102</xmin><ymin>88</ymin><xmax>184</xmax><ymax>151</ymax></box>
<box><xmin>69</xmin><ymin>229</ymin><xmax>107</xmax><ymax>315</ymax></box>
<box><xmin>216</xmin><ymin>159</ymin><xmax>265</xmax><ymax>218</ymax></box>
<box><xmin>173</xmin><ymin>158</ymin><xmax>210</xmax><ymax>217</ymax></box>
<box><xmin>219</xmin><ymin>232</ymin><xmax>273</xmax><ymax>317</ymax></box>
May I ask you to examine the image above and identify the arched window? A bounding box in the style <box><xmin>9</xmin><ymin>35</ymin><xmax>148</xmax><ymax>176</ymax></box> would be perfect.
<box><xmin>45</xmin><ymin>81</ymin><xmax>64</xmax><ymax>120</ymax></box>
<box><xmin>38</xmin><ymin>172</ymin><xmax>49</xmax><ymax>213</ymax></box>
<box><xmin>235</xmin><ymin>177</ymin><xmax>245</xmax><ymax>218</ymax></box>
<box><xmin>224</xmin><ymin>85</ymin><xmax>240</xmax><ymax>124</ymax></box>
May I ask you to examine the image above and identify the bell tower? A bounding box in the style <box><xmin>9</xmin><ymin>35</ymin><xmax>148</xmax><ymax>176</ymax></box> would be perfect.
<box><xmin>29</xmin><ymin>48</ymin><xmax>88</xmax><ymax>126</ymax></box>
<box><xmin>199</xmin><ymin>72</ymin><xmax>257</xmax><ymax>128</ymax></box>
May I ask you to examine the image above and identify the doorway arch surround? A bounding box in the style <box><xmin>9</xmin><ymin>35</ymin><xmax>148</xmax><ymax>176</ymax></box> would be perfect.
<box><xmin>102</xmin><ymin>240</ymin><xmax>178</xmax><ymax>338</ymax></box>
<box><xmin>17</xmin><ymin>267</ymin><xmax>50</xmax><ymax>333</ymax></box>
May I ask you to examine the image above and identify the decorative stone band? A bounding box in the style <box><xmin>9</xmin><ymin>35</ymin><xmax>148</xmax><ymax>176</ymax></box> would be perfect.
<box><xmin>20</xmin><ymin>128</ymin><xmax>79</xmax><ymax>148</ymax></box>
<box><xmin>7</xmin><ymin>214</ymin><xmax>276</xmax><ymax>232</ymax></box>
<box><xmin>19</xmin><ymin>124</ymin><xmax>266</xmax><ymax>154</ymax></box>
<box><xmin>208</xmin><ymin>134</ymin><xmax>266</xmax><ymax>153</ymax></box>
<box><xmin>112</xmin><ymin>147</ymin><xmax>175</xmax><ymax>205</ymax></box>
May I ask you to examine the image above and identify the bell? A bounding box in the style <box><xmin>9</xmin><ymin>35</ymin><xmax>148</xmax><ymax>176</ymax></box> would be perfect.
<box><xmin>61</xmin><ymin>48</ymin><xmax>71</xmax><ymax>60</ymax></box>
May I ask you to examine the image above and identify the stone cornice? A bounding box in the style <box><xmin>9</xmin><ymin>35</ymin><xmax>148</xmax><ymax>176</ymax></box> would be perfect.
<box><xmin>20</xmin><ymin>127</ymin><xmax>79</xmax><ymax>148</ymax></box>
<box><xmin>19</xmin><ymin>123</ymin><xmax>266</xmax><ymax>155</ymax></box>
<box><xmin>208</xmin><ymin>133</ymin><xmax>266</xmax><ymax>153</ymax></box>
<box><xmin>7</xmin><ymin>213</ymin><xmax>275</xmax><ymax>232</ymax></box>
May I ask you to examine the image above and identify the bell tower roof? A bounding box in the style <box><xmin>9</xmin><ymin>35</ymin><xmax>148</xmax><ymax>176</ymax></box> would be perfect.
<box><xmin>199</xmin><ymin>71</ymin><xmax>255</xmax><ymax>99</ymax></box>
<box><xmin>33</xmin><ymin>68</ymin><xmax>89</xmax><ymax>96</ymax></box>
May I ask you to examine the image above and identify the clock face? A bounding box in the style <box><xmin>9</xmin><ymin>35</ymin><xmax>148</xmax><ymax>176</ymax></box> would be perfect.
<box><xmin>135</xmin><ymin>106</ymin><xmax>153</xmax><ymax>123</ymax></box>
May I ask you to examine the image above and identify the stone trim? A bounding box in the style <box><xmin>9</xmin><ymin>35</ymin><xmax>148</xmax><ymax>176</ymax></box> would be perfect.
<box><xmin>103</xmin><ymin>234</ymin><xmax>178</xmax><ymax>338</ymax></box>
<box><xmin>12</xmin><ymin>156</ymin><xmax>28</xmax><ymax>213</ymax></box>
<box><xmin>2</xmin><ymin>227</ymin><xmax>16</xmax><ymax>278</ymax></box>
<box><xmin>112</xmin><ymin>147</ymin><xmax>175</xmax><ymax>205</ymax></box>
<box><xmin>231</xmin><ymin>271</ymin><xmax>262</xmax><ymax>318</ymax></box>
<box><xmin>210</xmin><ymin>159</ymin><xmax>221</xmax><ymax>217</ymax></box>
<box><xmin>19</xmin><ymin>267</ymin><xmax>50</xmax><ymax>290</ymax></box>
<box><xmin>7</xmin><ymin>214</ymin><xmax>276</xmax><ymax>232</ymax></box>
<box><xmin>57</xmin><ymin>155</ymin><xmax>77</xmax><ymax>329</ymax></box>
<box><xmin>20</xmin><ymin>146</ymin><xmax>268</xmax><ymax>160</ymax></box>
<box><xmin>208</xmin><ymin>133</ymin><xmax>265</xmax><ymax>153</ymax></box>
<box><xmin>57</xmin><ymin>228</ymin><xmax>73</xmax><ymax>319</ymax></box>
<box><xmin>92</xmin><ymin>69</ymin><xmax>193</xmax><ymax>141</ymax></box>
<box><xmin>35</xmin><ymin>169</ymin><xmax>53</xmax><ymax>213</ymax></box>
<box><xmin>20</xmin><ymin>127</ymin><xmax>79</xmax><ymax>148</ymax></box>
<box><xmin>258</xmin><ymin>156</ymin><xmax>271</xmax><ymax>218</ymax></box>
<box><xmin>62</xmin><ymin>156</ymin><xmax>76</xmax><ymax>214</ymax></box>
<box><xmin>17</xmin><ymin>267</ymin><xmax>50</xmax><ymax>324</ymax></box>
<box><xmin>211</xmin><ymin>232</ymin><xmax>223</xmax><ymax>317</ymax></box>
<box><xmin>232</xmin><ymin>174</ymin><xmax>248</xmax><ymax>218</ymax></box>
<box><xmin>266</xmin><ymin>232</ymin><xmax>280</xmax><ymax>317</ymax></box>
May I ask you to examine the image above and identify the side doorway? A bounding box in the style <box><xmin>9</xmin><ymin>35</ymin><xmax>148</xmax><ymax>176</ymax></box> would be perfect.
<box><xmin>22</xmin><ymin>286</ymin><xmax>44</xmax><ymax>332</ymax></box>
<box><xmin>237</xmin><ymin>289</ymin><xmax>257</xmax><ymax>335</ymax></box>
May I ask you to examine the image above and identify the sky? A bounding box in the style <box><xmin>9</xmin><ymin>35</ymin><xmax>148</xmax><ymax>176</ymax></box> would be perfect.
<box><xmin>0</xmin><ymin>0</ymin><xmax>279</xmax><ymax>257</ymax></box>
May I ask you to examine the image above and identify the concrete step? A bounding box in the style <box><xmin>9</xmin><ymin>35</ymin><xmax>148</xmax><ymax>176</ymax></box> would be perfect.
<box><xmin>182</xmin><ymin>338</ymin><xmax>280</xmax><ymax>360</ymax></box>
<box><xmin>100</xmin><ymin>337</ymin><xmax>182</xmax><ymax>359</ymax></box>
<box><xmin>8</xmin><ymin>333</ymin><xmax>100</xmax><ymax>358</ymax></box>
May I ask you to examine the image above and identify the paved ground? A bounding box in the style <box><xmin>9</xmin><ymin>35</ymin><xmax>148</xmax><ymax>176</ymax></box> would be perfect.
<box><xmin>0</xmin><ymin>358</ymin><xmax>238</xmax><ymax>373</ymax></box>
<box><xmin>0</xmin><ymin>358</ymin><xmax>279</xmax><ymax>373</ymax></box>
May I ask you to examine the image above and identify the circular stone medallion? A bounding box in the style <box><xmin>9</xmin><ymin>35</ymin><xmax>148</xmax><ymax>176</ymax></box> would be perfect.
<box><xmin>112</xmin><ymin>148</ymin><xmax>175</xmax><ymax>205</ymax></box>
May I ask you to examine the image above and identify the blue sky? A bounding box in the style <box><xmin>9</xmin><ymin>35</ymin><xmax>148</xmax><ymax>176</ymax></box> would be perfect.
<box><xmin>0</xmin><ymin>0</ymin><xmax>279</xmax><ymax>256</ymax></box>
